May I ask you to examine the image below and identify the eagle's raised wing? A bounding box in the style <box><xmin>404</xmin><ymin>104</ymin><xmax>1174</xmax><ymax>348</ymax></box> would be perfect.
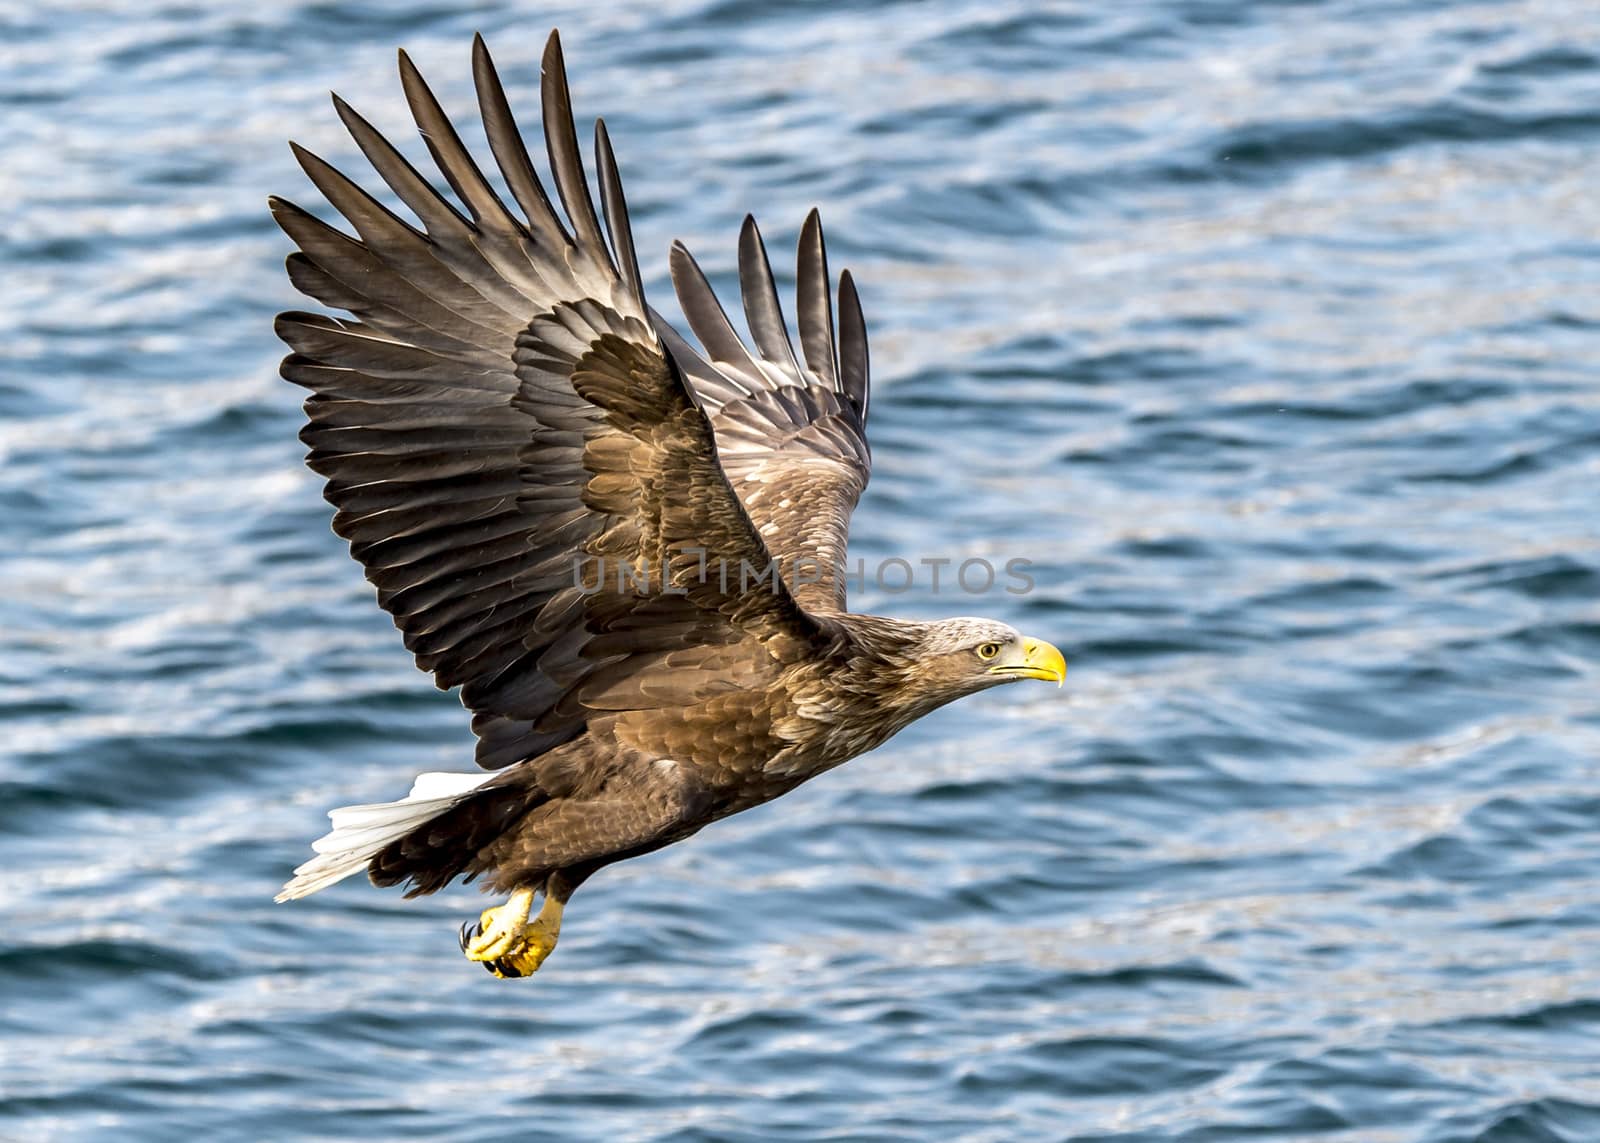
<box><xmin>664</xmin><ymin>214</ymin><xmax>872</xmax><ymax>615</ymax></box>
<box><xmin>273</xmin><ymin>33</ymin><xmax>833</xmax><ymax>771</ymax></box>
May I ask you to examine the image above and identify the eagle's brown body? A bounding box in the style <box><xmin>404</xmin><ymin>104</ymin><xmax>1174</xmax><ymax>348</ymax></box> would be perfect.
<box><xmin>274</xmin><ymin>31</ymin><xmax>1064</xmax><ymax>975</ymax></box>
<box><xmin>377</xmin><ymin>615</ymin><xmax>992</xmax><ymax>898</ymax></box>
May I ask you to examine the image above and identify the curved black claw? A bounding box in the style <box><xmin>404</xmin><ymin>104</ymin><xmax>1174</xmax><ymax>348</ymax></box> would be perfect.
<box><xmin>459</xmin><ymin>916</ymin><xmax>525</xmax><ymax>977</ymax></box>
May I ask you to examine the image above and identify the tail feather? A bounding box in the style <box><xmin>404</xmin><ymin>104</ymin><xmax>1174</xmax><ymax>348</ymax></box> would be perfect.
<box><xmin>276</xmin><ymin>771</ymin><xmax>496</xmax><ymax>902</ymax></box>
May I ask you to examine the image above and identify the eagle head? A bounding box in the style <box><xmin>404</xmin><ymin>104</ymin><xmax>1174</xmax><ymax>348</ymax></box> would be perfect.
<box><xmin>914</xmin><ymin>617</ymin><xmax>1066</xmax><ymax>696</ymax></box>
<box><xmin>846</xmin><ymin>616</ymin><xmax>1065</xmax><ymax>735</ymax></box>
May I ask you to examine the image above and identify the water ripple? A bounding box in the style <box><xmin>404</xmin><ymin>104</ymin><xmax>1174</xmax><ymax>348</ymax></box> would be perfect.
<box><xmin>6</xmin><ymin>0</ymin><xmax>1600</xmax><ymax>1139</ymax></box>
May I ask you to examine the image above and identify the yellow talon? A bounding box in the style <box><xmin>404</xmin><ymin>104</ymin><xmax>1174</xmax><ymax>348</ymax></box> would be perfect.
<box><xmin>458</xmin><ymin>887</ymin><xmax>564</xmax><ymax>978</ymax></box>
<box><xmin>492</xmin><ymin>910</ymin><xmax>561</xmax><ymax>978</ymax></box>
<box><xmin>461</xmin><ymin>888</ymin><xmax>534</xmax><ymax>963</ymax></box>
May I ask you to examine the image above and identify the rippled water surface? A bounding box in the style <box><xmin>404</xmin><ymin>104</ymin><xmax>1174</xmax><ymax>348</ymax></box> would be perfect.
<box><xmin>6</xmin><ymin>1</ymin><xmax>1600</xmax><ymax>1139</ymax></box>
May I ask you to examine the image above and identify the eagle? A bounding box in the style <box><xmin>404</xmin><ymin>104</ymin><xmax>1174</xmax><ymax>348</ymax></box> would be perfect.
<box><xmin>273</xmin><ymin>30</ymin><xmax>1065</xmax><ymax>978</ymax></box>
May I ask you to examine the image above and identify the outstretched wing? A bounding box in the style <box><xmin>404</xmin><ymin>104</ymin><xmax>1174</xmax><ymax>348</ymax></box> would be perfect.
<box><xmin>273</xmin><ymin>32</ymin><xmax>825</xmax><ymax>771</ymax></box>
<box><xmin>664</xmin><ymin>212</ymin><xmax>872</xmax><ymax>614</ymax></box>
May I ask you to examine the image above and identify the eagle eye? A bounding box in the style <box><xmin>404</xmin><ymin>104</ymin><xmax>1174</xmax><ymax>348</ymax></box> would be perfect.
<box><xmin>976</xmin><ymin>642</ymin><xmax>1002</xmax><ymax>661</ymax></box>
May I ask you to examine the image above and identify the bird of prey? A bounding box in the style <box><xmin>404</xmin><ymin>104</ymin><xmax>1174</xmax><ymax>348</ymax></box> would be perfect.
<box><xmin>273</xmin><ymin>30</ymin><xmax>1065</xmax><ymax>978</ymax></box>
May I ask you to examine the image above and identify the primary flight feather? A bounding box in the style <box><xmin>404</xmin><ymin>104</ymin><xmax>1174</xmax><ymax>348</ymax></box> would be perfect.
<box><xmin>274</xmin><ymin>30</ymin><xmax>1065</xmax><ymax>977</ymax></box>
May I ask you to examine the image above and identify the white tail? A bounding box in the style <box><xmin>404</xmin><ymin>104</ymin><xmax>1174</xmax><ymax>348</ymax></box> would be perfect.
<box><xmin>275</xmin><ymin>771</ymin><xmax>494</xmax><ymax>902</ymax></box>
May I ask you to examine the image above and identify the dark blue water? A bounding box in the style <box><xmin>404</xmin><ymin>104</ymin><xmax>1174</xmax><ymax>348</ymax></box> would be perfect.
<box><xmin>6</xmin><ymin>1</ymin><xmax>1600</xmax><ymax>1139</ymax></box>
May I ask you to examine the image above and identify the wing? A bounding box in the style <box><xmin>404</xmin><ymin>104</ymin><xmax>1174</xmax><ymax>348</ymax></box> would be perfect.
<box><xmin>663</xmin><ymin>211</ymin><xmax>872</xmax><ymax>614</ymax></box>
<box><xmin>273</xmin><ymin>32</ymin><xmax>826</xmax><ymax>771</ymax></box>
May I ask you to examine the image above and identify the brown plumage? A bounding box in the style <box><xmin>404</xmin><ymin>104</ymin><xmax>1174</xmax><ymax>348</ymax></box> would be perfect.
<box><xmin>273</xmin><ymin>30</ymin><xmax>1065</xmax><ymax>977</ymax></box>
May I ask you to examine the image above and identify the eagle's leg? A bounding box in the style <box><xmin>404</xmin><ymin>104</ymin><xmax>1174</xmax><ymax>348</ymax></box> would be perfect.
<box><xmin>458</xmin><ymin>876</ymin><xmax>568</xmax><ymax>979</ymax></box>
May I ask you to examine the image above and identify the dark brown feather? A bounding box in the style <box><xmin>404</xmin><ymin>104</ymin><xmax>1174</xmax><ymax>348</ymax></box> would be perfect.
<box><xmin>276</xmin><ymin>33</ymin><xmax>822</xmax><ymax>781</ymax></box>
<box><xmin>667</xmin><ymin>214</ymin><xmax>872</xmax><ymax>613</ymax></box>
<box><xmin>275</xmin><ymin>32</ymin><xmax>912</xmax><ymax>903</ymax></box>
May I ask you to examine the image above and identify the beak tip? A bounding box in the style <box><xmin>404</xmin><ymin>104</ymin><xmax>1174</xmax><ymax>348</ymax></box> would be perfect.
<box><xmin>1015</xmin><ymin>635</ymin><xmax>1066</xmax><ymax>688</ymax></box>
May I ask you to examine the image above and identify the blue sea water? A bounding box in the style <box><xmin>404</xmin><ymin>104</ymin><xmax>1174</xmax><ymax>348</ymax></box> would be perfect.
<box><xmin>5</xmin><ymin>0</ymin><xmax>1600</xmax><ymax>1139</ymax></box>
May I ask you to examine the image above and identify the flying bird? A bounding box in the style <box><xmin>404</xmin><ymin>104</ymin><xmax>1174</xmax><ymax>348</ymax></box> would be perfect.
<box><xmin>273</xmin><ymin>30</ymin><xmax>1065</xmax><ymax>977</ymax></box>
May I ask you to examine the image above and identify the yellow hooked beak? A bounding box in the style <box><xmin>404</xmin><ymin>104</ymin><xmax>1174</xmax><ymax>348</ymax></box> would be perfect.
<box><xmin>987</xmin><ymin>636</ymin><xmax>1066</xmax><ymax>686</ymax></box>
